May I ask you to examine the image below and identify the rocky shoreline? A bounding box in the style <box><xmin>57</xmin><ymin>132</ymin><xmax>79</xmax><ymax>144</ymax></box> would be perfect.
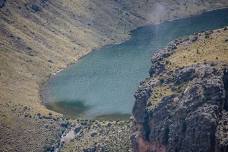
<box><xmin>132</xmin><ymin>27</ymin><xmax>228</xmax><ymax>152</ymax></box>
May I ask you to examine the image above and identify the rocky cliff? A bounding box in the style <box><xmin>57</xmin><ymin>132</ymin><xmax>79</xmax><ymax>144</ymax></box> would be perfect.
<box><xmin>132</xmin><ymin>27</ymin><xmax>228</xmax><ymax>152</ymax></box>
<box><xmin>1</xmin><ymin>0</ymin><xmax>228</xmax><ymax>151</ymax></box>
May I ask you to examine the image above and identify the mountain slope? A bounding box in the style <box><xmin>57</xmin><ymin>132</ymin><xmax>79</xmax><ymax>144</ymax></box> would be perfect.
<box><xmin>0</xmin><ymin>0</ymin><xmax>228</xmax><ymax>151</ymax></box>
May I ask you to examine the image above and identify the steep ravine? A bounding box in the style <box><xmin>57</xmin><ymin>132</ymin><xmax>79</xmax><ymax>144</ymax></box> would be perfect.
<box><xmin>132</xmin><ymin>28</ymin><xmax>228</xmax><ymax>152</ymax></box>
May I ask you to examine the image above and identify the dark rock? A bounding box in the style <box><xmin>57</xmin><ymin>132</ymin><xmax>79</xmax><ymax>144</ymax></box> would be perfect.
<box><xmin>43</xmin><ymin>144</ymin><xmax>55</xmax><ymax>152</ymax></box>
<box><xmin>107</xmin><ymin>122</ymin><xmax>112</xmax><ymax>127</ymax></box>
<box><xmin>37</xmin><ymin>113</ymin><xmax>42</xmax><ymax>119</ymax></box>
<box><xmin>223</xmin><ymin>69</ymin><xmax>228</xmax><ymax>111</ymax></box>
<box><xmin>216</xmin><ymin>111</ymin><xmax>228</xmax><ymax>151</ymax></box>
<box><xmin>174</xmin><ymin>67</ymin><xmax>195</xmax><ymax>85</ymax></box>
<box><xmin>167</xmin><ymin>43</ymin><xmax>177</xmax><ymax>51</ymax></box>
<box><xmin>83</xmin><ymin>146</ymin><xmax>96</xmax><ymax>152</ymax></box>
<box><xmin>190</xmin><ymin>35</ymin><xmax>198</xmax><ymax>42</ymax></box>
<box><xmin>132</xmin><ymin>32</ymin><xmax>228</xmax><ymax>151</ymax></box>
<box><xmin>133</xmin><ymin>81</ymin><xmax>152</xmax><ymax>123</ymax></box>
<box><xmin>60</xmin><ymin>121</ymin><xmax>70</xmax><ymax>128</ymax></box>
<box><xmin>40</xmin><ymin>0</ymin><xmax>49</xmax><ymax>5</ymax></box>
<box><xmin>48</xmin><ymin>59</ymin><xmax>53</xmax><ymax>63</ymax></box>
<box><xmin>149</xmin><ymin>61</ymin><xmax>165</xmax><ymax>77</ymax></box>
<box><xmin>90</xmin><ymin>131</ymin><xmax>97</xmax><ymax>137</ymax></box>
<box><xmin>74</xmin><ymin>125</ymin><xmax>82</xmax><ymax>134</ymax></box>
<box><xmin>31</xmin><ymin>4</ymin><xmax>41</xmax><ymax>12</ymax></box>
<box><xmin>0</xmin><ymin>0</ymin><xmax>6</xmax><ymax>8</ymax></box>
<box><xmin>205</xmin><ymin>30</ymin><xmax>213</xmax><ymax>39</ymax></box>
<box><xmin>149</xmin><ymin>48</ymin><xmax>173</xmax><ymax>77</ymax></box>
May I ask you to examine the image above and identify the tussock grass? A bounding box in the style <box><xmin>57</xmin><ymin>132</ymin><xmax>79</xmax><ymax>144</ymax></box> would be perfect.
<box><xmin>167</xmin><ymin>29</ymin><xmax>228</xmax><ymax>70</ymax></box>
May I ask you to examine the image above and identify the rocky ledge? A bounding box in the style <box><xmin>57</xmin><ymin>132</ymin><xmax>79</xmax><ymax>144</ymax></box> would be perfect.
<box><xmin>131</xmin><ymin>27</ymin><xmax>228</xmax><ymax>152</ymax></box>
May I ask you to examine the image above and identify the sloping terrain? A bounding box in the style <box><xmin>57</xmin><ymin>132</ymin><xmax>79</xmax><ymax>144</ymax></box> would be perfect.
<box><xmin>132</xmin><ymin>27</ymin><xmax>228</xmax><ymax>152</ymax></box>
<box><xmin>1</xmin><ymin>0</ymin><xmax>228</xmax><ymax>151</ymax></box>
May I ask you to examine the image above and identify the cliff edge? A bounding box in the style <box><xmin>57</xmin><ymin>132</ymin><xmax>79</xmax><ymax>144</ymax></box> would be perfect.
<box><xmin>1</xmin><ymin>0</ymin><xmax>228</xmax><ymax>151</ymax></box>
<box><xmin>132</xmin><ymin>27</ymin><xmax>228</xmax><ymax>152</ymax></box>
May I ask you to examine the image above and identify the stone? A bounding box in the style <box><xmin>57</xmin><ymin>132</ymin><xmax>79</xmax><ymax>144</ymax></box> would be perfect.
<box><xmin>90</xmin><ymin>131</ymin><xmax>97</xmax><ymax>137</ymax></box>
<box><xmin>0</xmin><ymin>0</ymin><xmax>6</xmax><ymax>8</ymax></box>
<box><xmin>74</xmin><ymin>125</ymin><xmax>82</xmax><ymax>134</ymax></box>
<box><xmin>190</xmin><ymin>35</ymin><xmax>198</xmax><ymax>42</ymax></box>
<box><xmin>83</xmin><ymin>146</ymin><xmax>96</xmax><ymax>152</ymax></box>
<box><xmin>60</xmin><ymin>121</ymin><xmax>70</xmax><ymax>128</ymax></box>
<box><xmin>31</xmin><ymin>4</ymin><xmax>41</xmax><ymax>12</ymax></box>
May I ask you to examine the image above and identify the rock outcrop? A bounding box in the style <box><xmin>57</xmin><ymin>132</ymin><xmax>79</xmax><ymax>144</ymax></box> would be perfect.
<box><xmin>0</xmin><ymin>0</ymin><xmax>6</xmax><ymax>8</ymax></box>
<box><xmin>1</xmin><ymin>0</ymin><xmax>228</xmax><ymax>151</ymax></box>
<box><xmin>132</xmin><ymin>29</ymin><xmax>228</xmax><ymax>152</ymax></box>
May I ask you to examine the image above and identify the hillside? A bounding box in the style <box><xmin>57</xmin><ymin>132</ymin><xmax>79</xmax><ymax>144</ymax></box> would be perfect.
<box><xmin>132</xmin><ymin>27</ymin><xmax>228</xmax><ymax>152</ymax></box>
<box><xmin>1</xmin><ymin>0</ymin><xmax>228</xmax><ymax>151</ymax></box>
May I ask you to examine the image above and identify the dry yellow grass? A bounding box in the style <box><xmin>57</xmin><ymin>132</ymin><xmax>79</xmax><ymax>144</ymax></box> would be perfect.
<box><xmin>0</xmin><ymin>1</ymin><xmax>134</xmax><ymax>151</ymax></box>
<box><xmin>148</xmin><ymin>28</ymin><xmax>228</xmax><ymax>112</ymax></box>
<box><xmin>1</xmin><ymin>0</ymin><xmax>228</xmax><ymax>151</ymax></box>
<box><xmin>167</xmin><ymin>29</ymin><xmax>228</xmax><ymax>70</ymax></box>
<box><xmin>148</xmin><ymin>85</ymin><xmax>173</xmax><ymax>109</ymax></box>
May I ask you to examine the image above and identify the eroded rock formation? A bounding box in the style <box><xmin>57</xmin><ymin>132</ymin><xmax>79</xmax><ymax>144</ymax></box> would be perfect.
<box><xmin>132</xmin><ymin>29</ymin><xmax>228</xmax><ymax>152</ymax></box>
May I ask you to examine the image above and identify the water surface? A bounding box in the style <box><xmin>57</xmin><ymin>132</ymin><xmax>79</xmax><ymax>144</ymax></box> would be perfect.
<box><xmin>43</xmin><ymin>9</ymin><xmax>228</xmax><ymax>120</ymax></box>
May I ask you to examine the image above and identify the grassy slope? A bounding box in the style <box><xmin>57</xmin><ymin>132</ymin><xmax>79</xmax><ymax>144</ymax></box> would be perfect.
<box><xmin>61</xmin><ymin>120</ymin><xmax>132</xmax><ymax>152</ymax></box>
<box><xmin>0</xmin><ymin>1</ymin><xmax>142</xmax><ymax>151</ymax></box>
<box><xmin>167</xmin><ymin>29</ymin><xmax>228</xmax><ymax>69</ymax></box>
<box><xmin>148</xmin><ymin>28</ymin><xmax>228</xmax><ymax>110</ymax></box>
<box><xmin>0</xmin><ymin>0</ymin><xmax>228</xmax><ymax>151</ymax></box>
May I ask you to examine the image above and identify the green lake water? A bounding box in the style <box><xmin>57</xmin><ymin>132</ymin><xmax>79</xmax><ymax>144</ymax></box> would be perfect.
<box><xmin>43</xmin><ymin>9</ymin><xmax>228</xmax><ymax>120</ymax></box>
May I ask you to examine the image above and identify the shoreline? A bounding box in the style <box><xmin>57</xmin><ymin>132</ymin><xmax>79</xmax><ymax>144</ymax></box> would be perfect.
<box><xmin>40</xmin><ymin>7</ymin><xmax>228</xmax><ymax>119</ymax></box>
<box><xmin>50</xmin><ymin>25</ymin><xmax>228</xmax><ymax>152</ymax></box>
<box><xmin>1</xmin><ymin>1</ymin><xmax>228</xmax><ymax>151</ymax></box>
<box><xmin>38</xmin><ymin>34</ymin><xmax>132</xmax><ymax>116</ymax></box>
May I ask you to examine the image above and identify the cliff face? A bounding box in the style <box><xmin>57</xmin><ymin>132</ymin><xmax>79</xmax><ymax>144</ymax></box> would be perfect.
<box><xmin>132</xmin><ymin>28</ymin><xmax>228</xmax><ymax>152</ymax></box>
<box><xmin>1</xmin><ymin>0</ymin><xmax>228</xmax><ymax>151</ymax></box>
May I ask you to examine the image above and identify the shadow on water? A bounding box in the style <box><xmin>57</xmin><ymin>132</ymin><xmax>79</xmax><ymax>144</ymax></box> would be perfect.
<box><xmin>44</xmin><ymin>8</ymin><xmax>228</xmax><ymax>120</ymax></box>
<box><xmin>45</xmin><ymin>100</ymin><xmax>91</xmax><ymax>119</ymax></box>
<box><xmin>46</xmin><ymin>101</ymin><xmax>131</xmax><ymax>120</ymax></box>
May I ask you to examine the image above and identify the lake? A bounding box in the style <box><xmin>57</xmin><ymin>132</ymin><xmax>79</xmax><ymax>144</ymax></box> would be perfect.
<box><xmin>42</xmin><ymin>8</ymin><xmax>228</xmax><ymax>120</ymax></box>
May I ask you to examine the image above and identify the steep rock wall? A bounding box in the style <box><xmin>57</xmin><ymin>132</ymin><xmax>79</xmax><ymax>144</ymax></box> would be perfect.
<box><xmin>1</xmin><ymin>0</ymin><xmax>228</xmax><ymax>151</ymax></box>
<box><xmin>132</xmin><ymin>28</ymin><xmax>228</xmax><ymax>152</ymax></box>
